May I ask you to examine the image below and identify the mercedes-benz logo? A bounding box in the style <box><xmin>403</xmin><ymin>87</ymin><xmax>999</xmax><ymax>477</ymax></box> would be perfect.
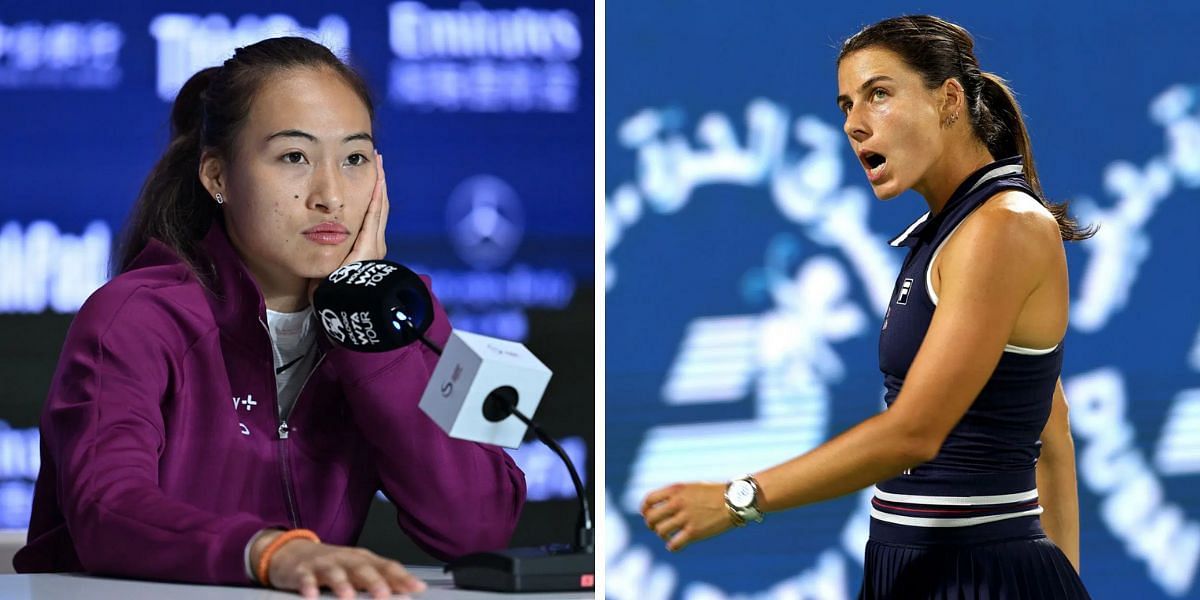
<box><xmin>446</xmin><ymin>174</ymin><xmax>525</xmax><ymax>270</ymax></box>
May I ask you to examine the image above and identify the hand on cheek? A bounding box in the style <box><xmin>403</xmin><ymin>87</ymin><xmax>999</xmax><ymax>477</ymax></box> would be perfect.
<box><xmin>307</xmin><ymin>149</ymin><xmax>390</xmax><ymax>303</ymax></box>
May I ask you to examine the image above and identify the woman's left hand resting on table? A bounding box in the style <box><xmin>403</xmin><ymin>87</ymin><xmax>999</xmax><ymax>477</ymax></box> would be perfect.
<box><xmin>251</xmin><ymin>528</ymin><xmax>425</xmax><ymax>599</ymax></box>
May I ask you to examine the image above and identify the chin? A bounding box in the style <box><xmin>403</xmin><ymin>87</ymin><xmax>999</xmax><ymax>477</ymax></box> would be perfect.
<box><xmin>318</xmin><ymin>246</ymin><xmax>354</xmax><ymax>264</ymax></box>
<box><xmin>300</xmin><ymin>257</ymin><xmax>349</xmax><ymax>280</ymax></box>
<box><xmin>869</xmin><ymin>181</ymin><xmax>904</xmax><ymax>201</ymax></box>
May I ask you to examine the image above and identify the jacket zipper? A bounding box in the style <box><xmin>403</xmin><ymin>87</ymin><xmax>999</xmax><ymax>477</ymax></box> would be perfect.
<box><xmin>261</xmin><ymin>316</ymin><xmax>325</xmax><ymax>529</ymax></box>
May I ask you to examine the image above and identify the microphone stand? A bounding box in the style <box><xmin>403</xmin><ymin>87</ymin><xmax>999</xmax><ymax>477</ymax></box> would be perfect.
<box><xmin>405</xmin><ymin>322</ymin><xmax>595</xmax><ymax>591</ymax></box>
<box><xmin>486</xmin><ymin>390</ymin><xmax>594</xmax><ymax>553</ymax></box>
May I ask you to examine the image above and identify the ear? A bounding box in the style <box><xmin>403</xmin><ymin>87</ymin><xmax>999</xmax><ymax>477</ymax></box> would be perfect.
<box><xmin>939</xmin><ymin>77</ymin><xmax>967</xmax><ymax>119</ymax></box>
<box><xmin>198</xmin><ymin>149</ymin><xmax>225</xmax><ymax>201</ymax></box>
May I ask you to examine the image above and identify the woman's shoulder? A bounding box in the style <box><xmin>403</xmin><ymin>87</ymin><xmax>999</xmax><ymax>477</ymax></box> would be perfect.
<box><xmin>981</xmin><ymin>188</ymin><xmax>1055</xmax><ymax>221</ymax></box>
<box><xmin>71</xmin><ymin>260</ymin><xmax>213</xmax><ymax>348</ymax></box>
<box><xmin>957</xmin><ymin>190</ymin><xmax>1061</xmax><ymax>254</ymax></box>
<box><xmin>934</xmin><ymin>190</ymin><xmax>1062</xmax><ymax>289</ymax></box>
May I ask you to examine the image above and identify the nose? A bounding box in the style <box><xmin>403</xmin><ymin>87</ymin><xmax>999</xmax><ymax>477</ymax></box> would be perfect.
<box><xmin>843</xmin><ymin>104</ymin><xmax>870</xmax><ymax>143</ymax></box>
<box><xmin>306</xmin><ymin>161</ymin><xmax>345</xmax><ymax>213</ymax></box>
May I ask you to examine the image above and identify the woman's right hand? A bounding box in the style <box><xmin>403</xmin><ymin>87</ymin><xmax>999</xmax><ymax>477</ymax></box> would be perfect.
<box><xmin>253</xmin><ymin>530</ymin><xmax>426</xmax><ymax>599</ymax></box>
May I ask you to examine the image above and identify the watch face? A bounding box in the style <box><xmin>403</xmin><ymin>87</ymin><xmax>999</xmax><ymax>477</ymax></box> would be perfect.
<box><xmin>728</xmin><ymin>480</ymin><xmax>755</xmax><ymax>508</ymax></box>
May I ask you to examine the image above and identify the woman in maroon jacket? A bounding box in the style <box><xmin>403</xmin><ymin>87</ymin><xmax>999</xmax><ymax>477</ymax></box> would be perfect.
<box><xmin>14</xmin><ymin>36</ymin><xmax>526</xmax><ymax>599</ymax></box>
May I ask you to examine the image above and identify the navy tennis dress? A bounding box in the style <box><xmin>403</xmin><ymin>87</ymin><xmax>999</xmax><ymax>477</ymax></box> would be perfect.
<box><xmin>861</xmin><ymin>157</ymin><xmax>1091</xmax><ymax>599</ymax></box>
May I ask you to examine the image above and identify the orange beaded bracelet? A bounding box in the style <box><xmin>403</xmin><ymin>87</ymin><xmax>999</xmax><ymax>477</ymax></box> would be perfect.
<box><xmin>256</xmin><ymin>528</ymin><xmax>320</xmax><ymax>587</ymax></box>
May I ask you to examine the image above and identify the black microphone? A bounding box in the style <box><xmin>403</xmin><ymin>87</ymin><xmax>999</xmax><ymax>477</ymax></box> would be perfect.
<box><xmin>312</xmin><ymin>259</ymin><xmax>595</xmax><ymax>593</ymax></box>
<box><xmin>312</xmin><ymin>259</ymin><xmax>441</xmax><ymax>354</ymax></box>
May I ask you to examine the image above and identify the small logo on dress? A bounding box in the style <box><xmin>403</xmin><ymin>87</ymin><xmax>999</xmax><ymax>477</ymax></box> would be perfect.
<box><xmin>896</xmin><ymin>278</ymin><xmax>913</xmax><ymax>305</ymax></box>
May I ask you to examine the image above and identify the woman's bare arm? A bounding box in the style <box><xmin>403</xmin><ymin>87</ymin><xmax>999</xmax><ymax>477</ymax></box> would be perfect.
<box><xmin>1036</xmin><ymin>377</ymin><xmax>1081</xmax><ymax>572</ymax></box>
<box><xmin>753</xmin><ymin>199</ymin><xmax>1058</xmax><ymax>511</ymax></box>
<box><xmin>642</xmin><ymin>196</ymin><xmax>1064</xmax><ymax>550</ymax></box>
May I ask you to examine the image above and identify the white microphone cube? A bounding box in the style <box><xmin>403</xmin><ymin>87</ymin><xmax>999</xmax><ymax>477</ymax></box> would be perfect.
<box><xmin>419</xmin><ymin>330</ymin><xmax>552</xmax><ymax>449</ymax></box>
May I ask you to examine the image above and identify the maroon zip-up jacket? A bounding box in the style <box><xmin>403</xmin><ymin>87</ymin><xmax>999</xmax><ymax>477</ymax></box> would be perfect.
<box><xmin>13</xmin><ymin>223</ymin><xmax>526</xmax><ymax>584</ymax></box>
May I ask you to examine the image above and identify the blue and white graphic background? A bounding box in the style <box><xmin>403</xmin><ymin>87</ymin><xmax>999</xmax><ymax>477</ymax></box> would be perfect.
<box><xmin>606</xmin><ymin>2</ymin><xmax>1200</xmax><ymax>598</ymax></box>
<box><xmin>0</xmin><ymin>0</ymin><xmax>593</xmax><ymax>563</ymax></box>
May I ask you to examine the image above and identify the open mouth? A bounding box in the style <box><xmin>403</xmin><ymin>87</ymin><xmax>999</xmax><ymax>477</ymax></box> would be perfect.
<box><xmin>860</xmin><ymin>150</ymin><xmax>887</xmax><ymax>181</ymax></box>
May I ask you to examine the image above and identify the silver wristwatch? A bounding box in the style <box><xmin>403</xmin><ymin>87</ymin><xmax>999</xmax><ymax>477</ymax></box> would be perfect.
<box><xmin>724</xmin><ymin>474</ymin><xmax>764</xmax><ymax>526</ymax></box>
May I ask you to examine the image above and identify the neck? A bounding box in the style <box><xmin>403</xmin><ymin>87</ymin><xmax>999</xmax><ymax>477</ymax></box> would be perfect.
<box><xmin>245</xmin><ymin>261</ymin><xmax>309</xmax><ymax>313</ymax></box>
<box><xmin>912</xmin><ymin>141</ymin><xmax>995</xmax><ymax>215</ymax></box>
<box><xmin>222</xmin><ymin>229</ymin><xmax>310</xmax><ymax>313</ymax></box>
<box><xmin>263</xmin><ymin>287</ymin><xmax>310</xmax><ymax>313</ymax></box>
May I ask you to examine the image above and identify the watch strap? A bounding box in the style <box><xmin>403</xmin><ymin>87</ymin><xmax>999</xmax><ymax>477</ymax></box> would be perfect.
<box><xmin>727</xmin><ymin>503</ymin><xmax>747</xmax><ymax>527</ymax></box>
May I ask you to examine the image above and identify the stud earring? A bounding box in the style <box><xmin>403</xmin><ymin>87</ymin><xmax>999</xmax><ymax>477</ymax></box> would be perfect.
<box><xmin>215</xmin><ymin>193</ymin><xmax>224</xmax><ymax>205</ymax></box>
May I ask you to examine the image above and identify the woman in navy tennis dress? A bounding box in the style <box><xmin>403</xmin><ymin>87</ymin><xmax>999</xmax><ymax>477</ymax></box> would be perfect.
<box><xmin>641</xmin><ymin>15</ymin><xmax>1093</xmax><ymax>599</ymax></box>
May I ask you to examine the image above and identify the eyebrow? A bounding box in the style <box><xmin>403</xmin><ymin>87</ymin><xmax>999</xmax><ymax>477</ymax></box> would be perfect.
<box><xmin>836</xmin><ymin>75</ymin><xmax>895</xmax><ymax>108</ymax></box>
<box><xmin>264</xmin><ymin>129</ymin><xmax>374</xmax><ymax>145</ymax></box>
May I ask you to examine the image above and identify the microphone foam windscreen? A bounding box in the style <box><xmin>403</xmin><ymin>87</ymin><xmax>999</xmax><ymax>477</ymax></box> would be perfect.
<box><xmin>313</xmin><ymin>260</ymin><xmax>435</xmax><ymax>352</ymax></box>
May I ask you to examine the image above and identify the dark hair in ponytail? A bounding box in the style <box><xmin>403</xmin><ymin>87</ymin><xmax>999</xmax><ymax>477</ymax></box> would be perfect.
<box><xmin>117</xmin><ymin>36</ymin><xmax>375</xmax><ymax>281</ymax></box>
<box><xmin>838</xmin><ymin>15</ymin><xmax>1095</xmax><ymax>241</ymax></box>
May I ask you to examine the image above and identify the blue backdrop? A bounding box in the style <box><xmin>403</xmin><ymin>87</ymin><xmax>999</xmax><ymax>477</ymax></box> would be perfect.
<box><xmin>605</xmin><ymin>2</ymin><xmax>1200</xmax><ymax>599</ymax></box>
<box><xmin>0</xmin><ymin>0</ymin><xmax>594</xmax><ymax>564</ymax></box>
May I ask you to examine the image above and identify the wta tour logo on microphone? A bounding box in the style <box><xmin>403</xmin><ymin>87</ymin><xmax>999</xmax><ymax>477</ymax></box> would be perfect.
<box><xmin>317</xmin><ymin>262</ymin><xmax>404</xmax><ymax>347</ymax></box>
<box><xmin>319</xmin><ymin>308</ymin><xmax>379</xmax><ymax>347</ymax></box>
<box><xmin>328</xmin><ymin>262</ymin><xmax>399</xmax><ymax>287</ymax></box>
